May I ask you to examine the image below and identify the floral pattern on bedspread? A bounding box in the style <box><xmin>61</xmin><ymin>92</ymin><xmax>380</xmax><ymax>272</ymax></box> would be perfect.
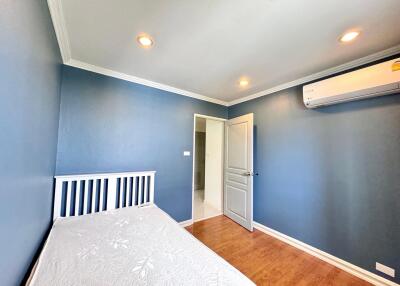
<box><xmin>29</xmin><ymin>205</ymin><xmax>254</xmax><ymax>286</ymax></box>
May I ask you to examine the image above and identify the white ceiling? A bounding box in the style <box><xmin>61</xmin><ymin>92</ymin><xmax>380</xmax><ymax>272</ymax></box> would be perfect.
<box><xmin>52</xmin><ymin>0</ymin><xmax>400</xmax><ymax>105</ymax></box>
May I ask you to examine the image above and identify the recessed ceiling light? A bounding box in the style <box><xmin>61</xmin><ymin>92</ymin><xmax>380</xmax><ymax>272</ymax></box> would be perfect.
<box><xmin>340</xmin><ymin>31</ymin><xmax>360</xmax><ymax>43</ymax></box>
<box><xmin>239</xmin><ymin>79</ymin><xmax>249</xmax><ymax>87</ymax></box>
<box><xmin>137</xmin><ymin>34</ymin><xmax>153</xmax><ymax>48</ymax></box>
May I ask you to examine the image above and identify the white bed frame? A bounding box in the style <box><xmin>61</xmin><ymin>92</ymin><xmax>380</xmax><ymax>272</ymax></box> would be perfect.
<box><xmin>53</xmin><ymin>171</ymin><xmax>155</xmax><ymax>220</ymax></box>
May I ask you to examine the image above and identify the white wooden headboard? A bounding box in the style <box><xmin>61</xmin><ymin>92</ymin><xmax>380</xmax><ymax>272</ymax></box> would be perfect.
<box><xmin>53</xmin><ymin>171</ymin><xmax>155</xmax><ymax>220</ymax></box>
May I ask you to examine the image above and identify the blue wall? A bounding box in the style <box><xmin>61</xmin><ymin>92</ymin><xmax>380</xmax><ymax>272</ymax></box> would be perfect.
<box><xmin>229</xmin><ymin>87</ymin><xmax>400</xmax><ymax>283</ymax></box>
<box><xmin>0</xmin><ymin>1</ymin><xmax>62</xmax><ymax>285</ymax></box>
<box><xmin>56</xmin><ymin>66</ymin><xmax>227</xmax><ymax>222</ymax></box>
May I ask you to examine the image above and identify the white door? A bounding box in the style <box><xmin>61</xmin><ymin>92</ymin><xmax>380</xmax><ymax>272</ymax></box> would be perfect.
<box><xmin>224</xmin><ymin>113</ymin><xmax>254</xmax><ymax>231</ymax></box>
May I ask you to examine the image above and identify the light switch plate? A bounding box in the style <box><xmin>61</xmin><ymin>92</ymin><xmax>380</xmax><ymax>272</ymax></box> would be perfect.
<box><xmin>183</xmin><ymin>151</ymin><xmax>191</xmax><ymax>156</ymax></box>
<box><xmin>376</xmin><ymin>262</ymin><xmax>395</xmax><ymax>277</ymax></box>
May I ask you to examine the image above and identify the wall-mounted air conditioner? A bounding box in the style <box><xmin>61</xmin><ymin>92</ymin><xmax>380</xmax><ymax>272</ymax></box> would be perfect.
<box><xmin>303</xmin><ymin>58</ymin><xmax>400</xmax><ymax>108</ymax></box>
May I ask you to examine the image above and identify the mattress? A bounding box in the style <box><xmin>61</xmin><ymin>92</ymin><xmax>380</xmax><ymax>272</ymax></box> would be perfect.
<box><xmin>28</xmin><ymin>205</ymin><xmax>254</xmax><ymax>286</ymax></box>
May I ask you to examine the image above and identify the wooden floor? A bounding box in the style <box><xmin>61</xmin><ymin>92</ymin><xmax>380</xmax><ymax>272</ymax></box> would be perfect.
<box><xmin>186</xmin><ymin>215</ymin><xmax>371</xmax><ymax>286</ymax></box>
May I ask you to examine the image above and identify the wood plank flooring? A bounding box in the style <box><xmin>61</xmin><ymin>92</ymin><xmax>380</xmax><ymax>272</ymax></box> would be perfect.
<box><xmin>185</xmin><ymin>215</ymin><xmax>371</xmax><ymax>286</ymax></box>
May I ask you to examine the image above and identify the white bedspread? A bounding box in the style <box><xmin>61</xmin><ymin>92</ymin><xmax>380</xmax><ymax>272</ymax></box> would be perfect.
<box><xmin>29</xmin><ymin>205</ymin><xmax>254</xmax><ymax>286</ymax></box>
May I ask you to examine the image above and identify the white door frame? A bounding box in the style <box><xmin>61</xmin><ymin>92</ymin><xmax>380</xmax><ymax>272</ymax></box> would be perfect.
<box><xmin>192</xmin><ymin>114</ymin><xmax>226</xmax><ymax>223</ymax></box>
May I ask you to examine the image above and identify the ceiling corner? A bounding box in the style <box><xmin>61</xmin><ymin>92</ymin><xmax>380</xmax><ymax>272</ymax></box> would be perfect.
<box><xmin>47</xmin><ymin>0</ymin><xmax>71</xmax><ymax>63</ymax></box>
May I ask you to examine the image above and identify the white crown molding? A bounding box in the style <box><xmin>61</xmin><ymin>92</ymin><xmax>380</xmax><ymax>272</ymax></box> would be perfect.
<box><xmin>228</xmin><ymin>45</ymin><xmax>400</xmax><ymax>106</ymax></box>
<box><xmin>47</xmin><ymin>0</ymin><xmax>399</xmax><ymax>107</ymax></box>
<box><xmin>46</xmin><ymin>1</ymin><xmax>227</xmax><ymax>106</ymax></box>
<box><xmin>65</xmin><ymin>59</ymin><xmax>229</xmax><ymax>106</ymax></box>
<box><xmin>253</xmin><ymin>221</ymin><xmax>399</xmax><ymax>286</ymax></box>
<box><xmin>47</xmin><ymin>0</ymin><xmax>71</xmax><ymax>63</ymax></box>
<box><xmin>65</xmin><ymin>46</ymin><xmax>400</xmax><ymax>108</ymax></box>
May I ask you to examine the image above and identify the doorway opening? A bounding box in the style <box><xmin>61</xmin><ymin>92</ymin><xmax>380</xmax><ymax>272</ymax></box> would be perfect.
<box><xmin>192</xmin><ymin>114</ymin><xmax>225</xmax><ymax>222</ymax></box>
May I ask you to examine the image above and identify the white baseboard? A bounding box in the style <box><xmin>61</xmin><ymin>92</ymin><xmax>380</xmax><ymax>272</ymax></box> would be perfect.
<box><xmin>179</xmin><ymin>219</ymin><xmax>193</xmax><ymax>227</ymax></box>
<box><xmin>179</xmin><ymin>213</ymin><xmax>223</xmax><ymax>227</ymax></box>
<box><xmin>193</xmin><ymin>213</ymin><xmax>223</xmax><ymax>223</ymax></box>
<box><xmin>253</xmin><ymin>222</ymin><xmax>399</xmax><ymax>286</ymax></box>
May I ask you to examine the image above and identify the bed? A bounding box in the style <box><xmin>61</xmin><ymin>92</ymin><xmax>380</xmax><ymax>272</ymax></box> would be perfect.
<box><xmin>27</xmin><ymin>171</ymin><xmax>254</xmax><ymax>285</ymax></box>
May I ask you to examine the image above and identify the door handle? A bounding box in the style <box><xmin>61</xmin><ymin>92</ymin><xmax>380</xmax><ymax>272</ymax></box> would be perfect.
<box><xmin>242</xmin><ymin>171</ymin><xmax>259</xmax><ymax>176</ymax></box>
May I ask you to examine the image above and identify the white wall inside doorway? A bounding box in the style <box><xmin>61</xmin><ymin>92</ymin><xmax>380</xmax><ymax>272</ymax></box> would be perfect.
<box><xmin>204</xmin><ymin>119</ymin><xmax>224</xmax><ymax>211</ymax></box>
